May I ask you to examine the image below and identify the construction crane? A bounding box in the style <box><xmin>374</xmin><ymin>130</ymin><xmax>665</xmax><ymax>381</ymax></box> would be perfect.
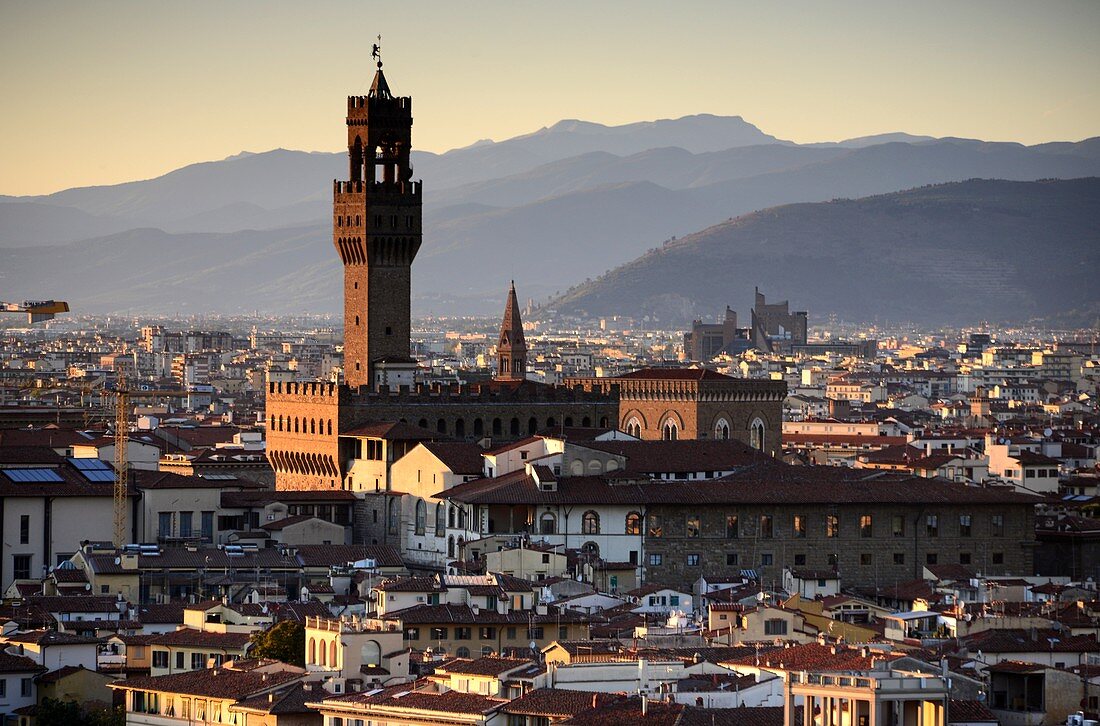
<box><xmin>0</xmin><ymin>300</ymin><xmax>69</xmax><ymax>324</ymax></box>
<box><xmin>114</xmin><ymin>374</ymin><xmax>129</xmax><ymax>548</ymax></box>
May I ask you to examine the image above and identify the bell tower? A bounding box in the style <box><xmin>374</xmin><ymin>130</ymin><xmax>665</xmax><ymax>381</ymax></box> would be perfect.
<box><xmin>496</xmin><ymin>281</ymin><xmax>528</xmax><ymax>382</ymax></box>
<box><xmin>335</xmin><ymin>52</ymin><xmax>421</xmax><ymax>389</ymax></box>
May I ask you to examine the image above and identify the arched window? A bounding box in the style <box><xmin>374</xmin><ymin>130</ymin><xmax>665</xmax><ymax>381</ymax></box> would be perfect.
<box><xmin>388</xmin><ymin>498</ymin><xmax>399</xmax><ymax>535</ymax></box>
<box><xmin>570</xmin><ymin>459</ymin><xmax>584</xmax><ymax>476</ymax></box>
<box><xmin>269</xmin><ymin>414</ymin><xmax>274</xmax><ymax>429</ymax></box>
<box><xmin>606</xmin><ymin>459</ymin><xmax>619</xmax><ymax>472</ymax></box>
<box><xmin>361</xmin><ymin>640</ymin><xmax>380</xmax><ymax>667</ymax></box>
<box><xmin>473</xmin><ymin>418</ymin><xmax>484</xmax><ymax>437</ymax></box>
<box><xmin>330</xmin><ymin>640</ymin><xmax>338</xmax><ymax>667</ymax></box>
<box><xmin>448</xmin><ymin>506</ymin><xmax>456</xmax><ymax>528</ymax></box>
<box><xmin>415</xmin><ymin>500</ymin><xmax>426</xmax><ymax>535</ymax></box>
<box><xmin>582</xmin><ymin>510</ymin><xmax>600</xmax><ymax>535</ymax></box>
<box><xmin>625</xmin><ymin>417</ymin><xmax>642</xmax><ymax>438</ymax></box>
<box><xmin>750</xmin><ymin>418</ymin><xmax>766</xmax><ymax>451</ymax></box>
<box><xmin>492</xmin><ymin>418</ymin><xmax>502</xmax><ymax>436</ymax></box>
<box><xmin>663</xmin><ymin>421</ymin><xmax>678</xmax><ymax>441</ymax></box>
<box><xmin>455</xmin><ymin>418</ymin><xmax>466</xmax><ymax>438</ymax></box>
<box><xmin>540</xmin><ymin>513</ymin><xmax>556</xmax><ymax>535</ymax></box>
<box><xmin>625</xmin><ymin>511</ymin><xmax>642</xmax><ymax>535</ymax></box>
<box><xmin>419</xmin><ymin>418</ymin><xmax>428</xmax><ymax>429</ymax></box>
<box><xmin>456</xmin><ymin>646</ymin><xmax>470</xmax><ymax>658</ymax></box>
<box><xmin>510</xmin><ymin>418</ymin><xmax>520</xmax><ymax>436</ymax></box>
<box><xmin>564</xmin><ymin>417</ymin><xmax>574</xmax><ymax>428</ymax></box>
<box><xmin>581</xmin><ymin>541</ymin><xmax>600</xmax><ymax>558</ymax></box>
<box><xmin>714</xmin><ymin>418</ymin><xmax>730</xmax><ymax>440</ymax></box>
<box><xmin>310</xmin><ymin>419</ymin><xmax>316</xmax><ymax>435</ymax></box>
<box><xmin>527</xmin><ymin>417</ymin><xmax>538</xmax><ymax>435</ymax></box>
<box><xmin>319</xmin><ymin>641</ymin><xmax>327</xmax><ymax>666</ymax></box>
<box><xmin>294</xmin><ymin>418</ymin><xmax>299</xmax><ymax>433</ymax></box>
<box><xmin>437</xmin><ymin>418</ymin><xmax>447</xmax><ymax>434</ymax></box>
<box><xmin>431</xmin><ymin>501</ymin><xmax>444</xmax><ymax>536</ymax></box>
<box><xmin>327</xmin><ymin>419</ymin><xmax>333</xmax><ymax>436</ymax></box>
<box><xmin>547</xmin><ymin>417</ymin><xmax>557</xmax><ymax>431</ymax></box>
<box><xmin>447</xmin><ymin>536</ymin><xmax>455</xmax><ymax>558</ymax></box>
<box><xmin>308</xmin><ymin>637</ymin><xmax>316</xmax><ymax>664</ymax></box>
<box><xmin>482</xmin><ymin>646</ymin><xmax>494</xmax><ymax>656</ymax></box>
<box><xmin>582</xmin><ymin>416</ymin><xmax>591</xmax><ymax>427</ymax></box>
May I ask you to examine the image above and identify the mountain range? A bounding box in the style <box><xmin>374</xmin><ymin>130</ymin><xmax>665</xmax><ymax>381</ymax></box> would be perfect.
<box><xmin>546</xmin><ymin>178</ymin><xmax>1100</xmax><ymax>326</ymax></box>
<box><xmin>1</xmin><ymin>114</ymin><xmax>1097</xmax><ymax>320</ymax></box>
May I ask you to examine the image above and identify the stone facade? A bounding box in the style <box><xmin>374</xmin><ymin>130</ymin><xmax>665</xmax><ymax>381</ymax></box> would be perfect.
<box><xmin>643</xmin><ymin>501</ymin><xmax>1034</xmax><ymax>590</ymax></box>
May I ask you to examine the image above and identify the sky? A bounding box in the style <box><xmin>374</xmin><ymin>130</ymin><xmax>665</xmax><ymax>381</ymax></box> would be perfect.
<box><xmin>1</xmin><ymin>0</ymin><xmax>1098</xmax><ymax>196</ymax></box>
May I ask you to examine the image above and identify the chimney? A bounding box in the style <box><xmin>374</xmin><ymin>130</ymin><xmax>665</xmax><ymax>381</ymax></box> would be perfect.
<box><xmin>641</xmin><ymin>695</ymin><xmax>648</xmax><ymax>716</ymax></box>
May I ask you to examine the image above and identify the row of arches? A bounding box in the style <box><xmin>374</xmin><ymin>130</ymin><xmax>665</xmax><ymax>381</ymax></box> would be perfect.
<box><xmin>307</xmin><ymin>637</ymin><xmax>339</xmax><ymax>667</ymax></box>
<box><xmin>538</xmin><ymin>511</ymin><xmax>646</xmax><ymax>537</ymax></box>
<box><xmin>270</xmin><ymin>414</ymin><xmax>333</xmax><ymax>436</ymax></box>
<box><xmin>269</xmin><ymin>449</ymin><xmax>338</xmax><ymax>478</ymax></box>
<box><xmin>567</xmin><ymin>458</ymin><xmax>620</xmax><ymax>476</ymax></box>
<box><xmin>621</xmin><ymin>410</ymin><xmax>768</xmax><ymax>449</ymax></box>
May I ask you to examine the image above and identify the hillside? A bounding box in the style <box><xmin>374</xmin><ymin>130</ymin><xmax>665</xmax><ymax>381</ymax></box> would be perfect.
<box><xmin>544</xmin><ymin>178</ymin><xmax>1100</xmax><ymax>325</ymax></box>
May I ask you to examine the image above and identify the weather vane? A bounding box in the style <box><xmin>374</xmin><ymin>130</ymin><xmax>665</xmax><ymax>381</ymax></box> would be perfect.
<box><xmin>372</xmin><ymin>34</ymin><xmax>382</xmax><ymax>69</ymax></box>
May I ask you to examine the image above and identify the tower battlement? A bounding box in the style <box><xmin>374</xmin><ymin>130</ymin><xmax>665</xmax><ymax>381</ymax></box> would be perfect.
<box><xmin>333</xmin><ymin>180</ymin><xmax>420</xmax><ymax>197</ymax></box>
<box><xmin>347</xmin><ymin>95</ymin><xmax>412</xmax><ymax>112</ymax></box>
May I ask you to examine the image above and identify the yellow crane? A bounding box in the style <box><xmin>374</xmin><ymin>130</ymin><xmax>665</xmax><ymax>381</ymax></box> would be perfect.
<box><xmin>0</xmin><ymin>299</ymin><xmax>69</xmax><ymax>324</ymax></box>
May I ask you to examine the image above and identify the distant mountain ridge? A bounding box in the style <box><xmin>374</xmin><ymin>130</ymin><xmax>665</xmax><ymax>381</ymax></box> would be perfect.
<box><xmin>544</xmin><ymin>178</ymin><xmax>1100</xmax><ymax>326</ymax></box>
<box><xmin>1</xmin><ymin>112</ymin><xmax>1097</xmax><ymax>319</ymax></box>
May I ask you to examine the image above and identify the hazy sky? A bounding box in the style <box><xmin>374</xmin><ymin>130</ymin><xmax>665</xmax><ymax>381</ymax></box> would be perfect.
<box><xmin>2</xmin><ymin>0</ymin><xmax>1098</xmax><ymax>195</ymax></box>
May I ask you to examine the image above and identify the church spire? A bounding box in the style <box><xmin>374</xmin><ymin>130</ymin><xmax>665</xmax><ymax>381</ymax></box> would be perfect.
<box><xmin>496</xmin><ymin>281</ymin><xmax>527</xmax><ymax>382</ymax></box>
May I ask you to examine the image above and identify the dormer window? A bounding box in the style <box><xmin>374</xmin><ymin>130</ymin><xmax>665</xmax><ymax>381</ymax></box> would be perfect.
<box><xmin>520</xmin><ymin>451</ymin><xmax>528</xmax><ymax>460</ymax></box>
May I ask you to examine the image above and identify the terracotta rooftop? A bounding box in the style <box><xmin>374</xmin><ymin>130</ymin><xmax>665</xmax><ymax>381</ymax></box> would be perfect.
<box><xmin>111</xmin><ymin>666</ymin><xmax>301</xmax><ymax>699</ymax></box>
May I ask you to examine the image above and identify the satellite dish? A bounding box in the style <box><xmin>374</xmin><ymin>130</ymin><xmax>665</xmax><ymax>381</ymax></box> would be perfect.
<box><xmin>529</xmin><ymin>641</ymin><xmax>537</xmax><ymax>651</ymax></box>
<box><xmin>1043</xmin><ymin>428</ymin><xmax>1053</xmax><ymax>437</ymax></box>
<box><xmin>114</xmin><ymin>557</ymin><xmax>121</xmax><ymax>565</ymax></box>
<box><xmin>85</xmin><ymin>583</ymin><xmax>91</xmax><ymax>591</ymax></box>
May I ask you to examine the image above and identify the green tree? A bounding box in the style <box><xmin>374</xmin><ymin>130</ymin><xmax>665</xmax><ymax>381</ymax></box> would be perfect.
<box><xmin>248</xmin><ymin>620</ymin><xmax>306</xmax><ymax>667</ymax></box>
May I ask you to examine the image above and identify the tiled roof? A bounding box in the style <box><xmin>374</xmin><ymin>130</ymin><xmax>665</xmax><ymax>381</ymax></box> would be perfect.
<box><xmin>220</xmin><ymin>489</ymin><xmax>358</xmax><ymax>507</ymax></box>
<box><xmin>111</xmin><ymin>666</ymin><xmax>301</xmax><ymax>699</ymax></box>
<box><xmin>26</xmin><ymin>596</ymin><xmax>120</xmax><ymax>613</ymax></box>
<box><xmin>578</xmin><ymin>439</ymin><xmax>769</xmax><ymax>474</ymax></box>
<box><xmin>3</xmin><ymin>630</ymin><xmax>100</xmax><ymax>646</ymax></box>
<box><xmin>135</xmin><ymin>602</ymin><xmax>188</xmax><ymax>625</ymax></box>
<box><xmin>0</xmin><ymin>651</ymin><xmax>47</xmax><ymax>673</ymax></box>
<box><xmin>438</xmin><ymin>656</ymin><xmax>533</xmax><ymax>677</ymax></box>
<box><xmin>925</xmin><ymin>564</ymin><xmax>976</xmax><ymax>581</ymax></box>
<box><xmin>313</xmin><ymin>681</ymin><xmax>504</xmax><ymax>715</ymax></box>
<box><xmin>725</xmin><ymin>643</ymin><xmax>894</xmax><ymax>673</ymax></box>
<box><xmin>376</xmin><ymin>576</ymin><xmax>445</xmax><ymax>593</ymax></box>
<box><xmin>963</xmin><ymin>629</ymin><xmax>1099</xmax><ymax>653</ymax></box>
<box><xmin>150</xmin><ymin>627</ymin><xmax>252</xmax><ymax>649</ymax></box>
<box><xmin>421</xmin><ymin>441</ymin><xmax>484</xmax><ymax>474</ymax></box>
<box><xmin>503</xmin><ymin>688</ymin><xmax>616</xmax><ymax>717</ymax></box>
<box><xmin>232</xmin><ymin>682</ymin><xmax>318</xmax><ymax>714</ymax></box>
<box><xmin>949</xmin><ymin>699</ymin><xmax>997</xmax><ymax>723</ymax></box>
<box><xmin>439</xmin><ymin>464</ymin><xmax>1039</xmax><ymax>507</ymax></box>
<box><xmin>295</xmin><ymin>544</ymin><xmax>403</xmax><ymax>568</ymax></box>
<box><xmin>35</xmin><ymin>664</ymin><xmax>97</xmax><ymax>684</ymax></box>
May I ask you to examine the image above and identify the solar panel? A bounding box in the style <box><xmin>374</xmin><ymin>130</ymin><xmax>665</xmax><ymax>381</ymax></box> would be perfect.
<box><xmin>3</xmin><ymin>469</ymin><xmax>64</xmax><ymax>483</ymax></box>
<box><xmin>68</xmin><ymin>457</ymin><xmax>112</xmax><ymax>471</ymax></box>
<box><xmin>83</xmin><ymin>470</ymin><xmax>116</xmax><ymax>482</ymax></box>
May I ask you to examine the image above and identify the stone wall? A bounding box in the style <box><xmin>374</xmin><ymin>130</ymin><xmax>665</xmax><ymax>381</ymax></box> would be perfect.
<box><xmin>642</xmin><ymin>501</ymin><xmax>1034</xmax><ymax>590</ymax></box>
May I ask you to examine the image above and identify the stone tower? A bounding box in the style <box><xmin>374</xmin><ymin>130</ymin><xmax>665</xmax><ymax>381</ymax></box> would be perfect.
<box><xmin>335</xmin><ymin>61</ymin><xmax>421</xmax><ymax>389</ymax></box>
<box><xmin>496</xmin><ymin>281</ymin><xmax>527</xmax><ymax>382</ymax></box>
